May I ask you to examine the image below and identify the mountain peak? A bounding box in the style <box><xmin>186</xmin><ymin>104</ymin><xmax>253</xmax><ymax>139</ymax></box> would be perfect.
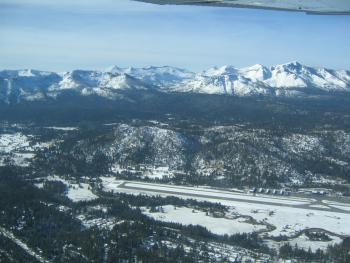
<box><xmin>284</xmin><ymin>61</ymin><xmax>302</xmax><ymax>66</ymax></box>
<box><xmin>239</xmin><ymin>64</ymin><xmax>270</xmax><ymax>82</ymax></box>
<box><xmin>106</xmin><ymin>65</ymin><xmax>125</xmax><ymax>74</ymax></box>
<box><xmin>274</xmin><ymin>61</ymin><xmax>304</xmax><ymax>70</ymax></box>
<box><xmin>203</xmin><ymin>65</ymin><xmax>237</xmax><ymax>77</ymax></box>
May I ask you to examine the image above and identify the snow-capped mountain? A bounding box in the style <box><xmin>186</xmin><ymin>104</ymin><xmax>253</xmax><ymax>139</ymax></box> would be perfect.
<box><xmin>173</xmin><ymin>62</ymin><xmax>350</xmax><ymax>96</ymax></box>
<box><xmin>0</xmin><ymin>69</ymin><xmax>154</xmax><ymax>103</ymax></box>
<box><xmin>107</xmin><ymin>65</ymin><xmax>195</xmax><ymax>87</ymax></box>
<box><xmin>54</xmin><ymin>70</ymin><xmax>155</xmax><ymax>97</ymax></box>
<box><xmin>1</xmin><ymin>62</ymin><xmax>350</xmax><ymax>103</ymax></box>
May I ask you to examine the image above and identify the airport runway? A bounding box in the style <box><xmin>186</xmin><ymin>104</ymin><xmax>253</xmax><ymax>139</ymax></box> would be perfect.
<box><xmin>117</xmin><ymin>181</ymin><xmax>350</xmax><ymax>214</ymax></box>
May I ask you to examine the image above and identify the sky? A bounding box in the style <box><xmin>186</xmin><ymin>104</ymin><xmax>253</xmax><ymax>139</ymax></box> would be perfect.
<box><xmin>0</xmin><ymin>0</ymin><xmax>350</xmax><ymax>72</ymax></box>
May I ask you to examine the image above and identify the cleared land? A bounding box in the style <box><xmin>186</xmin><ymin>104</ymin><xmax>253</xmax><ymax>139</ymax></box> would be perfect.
<box><xmin>101</xmin><ymin>178</ymin><xmax>350</xmax><ymax>238</ymax></box>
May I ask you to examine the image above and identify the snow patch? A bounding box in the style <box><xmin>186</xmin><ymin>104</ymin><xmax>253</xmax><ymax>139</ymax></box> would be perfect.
<box><xmin>142</xmin><ymin>205</ymin><xmax>266</xmax><ymax>235</ymax></box>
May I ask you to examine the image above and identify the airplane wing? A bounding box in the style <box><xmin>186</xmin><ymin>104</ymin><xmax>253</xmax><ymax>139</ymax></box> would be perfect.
<box><xmin>134</xmin><ymin>0</ymin><xmax>350</xmax><ymax>15</ymax></box>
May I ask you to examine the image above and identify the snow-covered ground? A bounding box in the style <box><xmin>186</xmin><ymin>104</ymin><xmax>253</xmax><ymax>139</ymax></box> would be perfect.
<box><xmin>76</xmin><ymin>215</ymin><xmax>119</xmax><ymax>230</ymax></box>
<box><xmin>100</xmin><ymin>178</ymin><xmax>350</xmax><ymax>239</ymax></box>
<box><xmin>43</xmin><ymin>175</ymin><xmax>98</xmax><ymax>202</ymax></box>
<box><xmin>44</xmin><ymin>126</ymin><xmax>78</xmax><ymax>131</ymax></box>
<box><xmin>0</xmin><ymin>133</ymin><xmax>53</xmax><ymax>167</ymax></box>
<box><xmin>267</xmin><ymin>233</ymin><xmax>343</xmax><ymax>252</ymax></box>
<box><xmin>0</xmin><ymin>133</ymin><xmax>31</xmax><ymax>153</ymax></box>
<box><xmin>142</xmin><ymin>166</ymin><xmax>175</xmax><ymax>179</ymax></box>
<box><xmin>100</xmin><ymin>176</ymin><xmax>124</xmax><ymax>192</ymax></box>
<box><xmin>111</xmin><ymin>164</ymin><xmax>176</xmax><ymax>179</ymax></box>
<box><xmin>225</xmin><ymin>200</ymin><xmax>350</xmax><ymax>237</ymax></box>
<box><xmin>66</xmin><ymin>183</ymin><xmax>98</xmax><ymax>202</ymax></box>
<box><xmin>111</xmin><ymin>163</ymin><xmax>184</xmax><ymax>182</ymax></box>
<box><xmin>142</xmin><ymin>205</ymin><xmax>266</xmax><ymax>235</ymax></box>
<box><xmin>287</xmin><ymin>234</ymin><xmax>342</xmax><ymax>252</ymax></box>
<box><xmin>282</xmin><ymin>134</ymin><xmax>324</xmax><ymax>155</ymax></box>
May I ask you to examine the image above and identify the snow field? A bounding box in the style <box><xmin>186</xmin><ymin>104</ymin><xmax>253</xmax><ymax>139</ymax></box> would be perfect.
<box><xmin>142</xmin><ymin>205</ymin><xmax>266</xmax><ymax>235</ymax></box>
<box><xmin>45</xmin><ymin>175</ymin><xmax>98</xmax><ymax>202</ymax></box>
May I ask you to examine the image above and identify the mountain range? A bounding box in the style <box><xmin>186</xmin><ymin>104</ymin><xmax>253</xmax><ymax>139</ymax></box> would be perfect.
<box><xmin>1</xmin><ymin>62</ymin><xmax>350</xmax><ymax>103</ymax></box>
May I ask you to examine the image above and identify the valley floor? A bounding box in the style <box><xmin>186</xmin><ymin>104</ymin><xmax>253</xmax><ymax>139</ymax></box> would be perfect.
<box><xmin>99</xmin><ymin>178</ymin><xmax>350</xmax><ymax>251</ymax></box>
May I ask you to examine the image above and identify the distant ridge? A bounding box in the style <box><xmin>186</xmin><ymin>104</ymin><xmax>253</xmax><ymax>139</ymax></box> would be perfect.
<box><xmin>1</xmin><ymin>62</ymin><xmax>349</xmax><ymax>103</ymax></box>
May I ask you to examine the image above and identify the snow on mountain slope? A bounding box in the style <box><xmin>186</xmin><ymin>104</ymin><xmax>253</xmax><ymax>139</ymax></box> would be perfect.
<box><xmin>239</xmin><ymin>64</ymin><xmax>271</xmax><ymax>82</ymax></box>
<box><xmin>0</xmin><ymin>69</ymin><xmax>61</xmax><ymax>103</ymax></box>
<box><xmin>70</xmin><ymin>123</ymin><xmax>190</xmax><ymax>170</ymax></box>
<box><xmin>174</xmin><ymin>62</ymin><xmax>350</xmax><ymax>96</ymax></box>
<box><xmin>54</xmin><ymin>70</ymin><xmax>153</xmax><ymax>96</ymax></box>
<box><xmin>108</xmin><ymin>65</ymin><xmax>195</xmax><ymax>87</ymax></box>
<box><xmin>0</xmin><ymin>62</ymin><xmax>349</xmax><ymax>103</ymax></box>
<box><xmin>265</xmin><ymin>62</ymin><xmax>349</xmax><ymax>90</ymax></box>
<box><xmin>170</xmin><ymin>73</ymin><xmax>273</xmax><ymax>96</ymax></box>
<box><xmin>0</xmin><ymin>69</ymin><xmax>154</xmax><ymax>102</ymax></box>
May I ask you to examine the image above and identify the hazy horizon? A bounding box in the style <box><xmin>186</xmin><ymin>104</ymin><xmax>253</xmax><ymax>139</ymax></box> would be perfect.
<box><xmin>1</xmin><ymin>60</ymin><xmax>349</xmax><ymax>73</ymax></box>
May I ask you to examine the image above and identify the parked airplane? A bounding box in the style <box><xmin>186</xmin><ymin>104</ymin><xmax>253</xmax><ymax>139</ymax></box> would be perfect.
<box><xmin>134</xmin><ymin>0</ymin><xmax>350</xmax><ymax>15</ymax></box>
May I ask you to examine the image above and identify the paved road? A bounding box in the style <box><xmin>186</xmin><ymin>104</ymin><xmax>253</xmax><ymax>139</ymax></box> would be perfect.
<box><xmin>117</xmin><ymin>181</ymin><xmax>350</xmax><ymax>214</ymax></box>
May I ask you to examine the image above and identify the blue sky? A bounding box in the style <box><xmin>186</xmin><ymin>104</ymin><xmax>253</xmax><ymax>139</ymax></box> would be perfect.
<box><xmin>0</xmin><ymin>0</ymin><xmax>350</xmax><ymax>72</ymax></box>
